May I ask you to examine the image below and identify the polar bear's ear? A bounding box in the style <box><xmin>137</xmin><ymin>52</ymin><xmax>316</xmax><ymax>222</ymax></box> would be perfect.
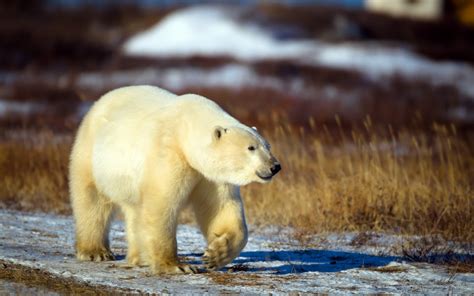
<box><xmin>214</xmin><ymin>126</ymin><xmax>225</xmax><ymax>141</ymax></box>
<box><xmin>252</xmin><ymin>126</ymin><xmax>258</xmax><ymax>131</ymax></box>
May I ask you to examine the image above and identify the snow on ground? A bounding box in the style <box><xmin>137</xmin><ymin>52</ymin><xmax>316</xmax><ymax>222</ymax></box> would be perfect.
<box><xmin>77</xmin><ymin>64</ymin><xmax>301</xmax><ymax>93</ymax></box>
<box><xmin>1</xmin><ymin>210</ymin><xmax>472</xmax><ymax>294</ymax></box>
<box><xmin>0</xmin><ymin>65</ymin><xmax>353</xmax><ymax>103</ymax></box>
<box><xmin>124</xmin><ymin>5</ymin><xmax>474</xmax><ymax>98</ymax></box>
<box><xmin>124</xmin><ymin>6</ymin><xmax>315</xmax><ymax>61</ymax></box>
<box><xmin>0</xmin><ymin>99</ymin><xmax>46</xmax><ymax>117</ymax></box>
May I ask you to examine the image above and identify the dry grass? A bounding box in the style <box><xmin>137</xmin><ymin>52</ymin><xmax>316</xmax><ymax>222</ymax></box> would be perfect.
<box><xmin>364</xmin><ymin>265</ymin><xmax>408</xmax><ymax>273</ymax></box>
<box><xmin>0</xmin><ymin>130</ymin><xmax>71</xmax><ymax>214</ymax></box>
<box><xmin>243</xmin><ymin>119</ymin><xmax>473</xmax><ymax>242</ymax></box>
<box><xmin>0</xmin><ymin>118</ymin><xmax>472</xmax><ymax>242</ymax></box>
<box><xmin>394</xmin><ymin>235</ymin><xmax>474</xmax><ymax>272</ymax></box>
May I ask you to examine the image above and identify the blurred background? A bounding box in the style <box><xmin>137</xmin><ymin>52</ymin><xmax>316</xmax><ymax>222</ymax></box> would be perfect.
<box><xmin>2</xmin><ymin>0</ymin><xmax>474</xmax><ymax>129</ymax></box>
<box><xmin>0</xmin><ymin>0</ymin><xmax>473</xmax><ymax>242</ymax></box>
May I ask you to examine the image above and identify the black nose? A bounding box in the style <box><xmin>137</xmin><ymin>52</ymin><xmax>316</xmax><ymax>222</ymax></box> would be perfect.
<box><xmin>270</xmin><ymin>163</ymin><xmax>281</xmax><ymax>176</ymax></box>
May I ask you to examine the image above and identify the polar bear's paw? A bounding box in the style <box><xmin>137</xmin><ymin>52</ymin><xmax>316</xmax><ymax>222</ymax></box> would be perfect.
<box><xmin>203</xmin><ymin>234</ymin><xmax>235</xmax><ymax>270</ymax></box>
<box><xmin>126</xmin><ymin>253</ymin><xmax>145</xmax><ymax>267</ymax></box>
<box><xmin>152</xmin><ymin>263</ymin><xmax>199</xmax><ymax>274</ymax></box>
<box><xmin>77</xmin><ymin>248</ymin><xmax>115</xmax><ymax>262</ymax></box>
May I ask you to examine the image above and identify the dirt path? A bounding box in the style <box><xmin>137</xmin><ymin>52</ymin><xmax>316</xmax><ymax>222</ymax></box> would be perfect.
<box><xmin>0</xmin><ymin>210</ymin><xmax>472</xmax><ymax>294</ymax></box>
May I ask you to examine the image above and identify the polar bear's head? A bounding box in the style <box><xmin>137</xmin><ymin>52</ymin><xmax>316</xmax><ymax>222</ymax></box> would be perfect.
<box><xmin>200</xmin><ymin>126</ymin><xmax>280</xmax><ymax>186</ymax></box>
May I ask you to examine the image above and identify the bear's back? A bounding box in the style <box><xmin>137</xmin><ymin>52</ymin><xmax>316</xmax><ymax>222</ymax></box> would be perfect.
<box><xmin>89</xmin><ymin>85</ymin><xmax>179</xmax><ymax>203</ymax></box>
<box><xmin>92</xmin><ymin>85</ymin><xmax>177</xmax><ymax>123</ymax></box>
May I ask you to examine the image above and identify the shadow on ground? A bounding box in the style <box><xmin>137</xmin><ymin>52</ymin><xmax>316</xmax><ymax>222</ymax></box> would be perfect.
<box><xmin>185</xmin><ymin>249</ymin><xmax>399</xmax><ymax>274</ymax></box>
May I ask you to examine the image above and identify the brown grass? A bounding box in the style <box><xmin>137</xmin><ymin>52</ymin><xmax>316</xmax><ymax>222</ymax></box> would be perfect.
<box><xmin>398</xmin><ymin>236</ymin><xmax>474</xmax><ymax>271</ymax></box>
<box><xmin>0</xmin><ymin>117</ymin><xmax>472</xmax><ymax>242</ymax></box>
<box><xmin>0</xmin><ymin>130</ymin><xmax>71</xmax><ymax>214</ymax></box>
<box><xmin>243</xmin><ymin>120</ymin><xmax>473</xmax><ymax>242</ymax></box>
<box><xmin>364</xmin><ymin>265</ymin><xmax>408</xmax><ymax>273</ymax></box>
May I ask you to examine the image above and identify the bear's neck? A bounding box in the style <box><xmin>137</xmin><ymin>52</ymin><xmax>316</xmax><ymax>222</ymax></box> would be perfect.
<box><xmin>175</xmin><ymin>101</ymin><xmax>242</xmax><ymax>182</ymax></box>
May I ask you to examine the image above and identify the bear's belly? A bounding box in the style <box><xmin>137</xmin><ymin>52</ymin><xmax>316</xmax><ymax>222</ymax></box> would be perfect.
<box><xmin>92</xmin><ymin>149</ymin><xmax>144</xmax><ymax>203</ymax></box>
<box><xmin>94</xmin><ymin>172</ymin><xmax>141</xmax><ymax>203</ymax></box>
<box><xmin>91</xmin><ymin>124</ymin><xmax>149</xmax><ymax>204</ymax></box>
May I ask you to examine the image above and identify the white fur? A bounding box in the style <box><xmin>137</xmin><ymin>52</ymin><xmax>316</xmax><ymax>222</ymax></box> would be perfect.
<box><xmin>69</xmin><ymin>85</ymin><xmax>278</xmax><ymax>274</ymax></box>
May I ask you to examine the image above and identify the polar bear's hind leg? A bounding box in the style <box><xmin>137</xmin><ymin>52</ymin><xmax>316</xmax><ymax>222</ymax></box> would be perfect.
<box><xmin>71</xmin><ymin>175</ymin><xmax>115</xmax><ymax>262</ymax></box>
<box><xmin>120</xmin><ymin>204</ymin><xmax>143</xmax><ymax>266</ymax></box>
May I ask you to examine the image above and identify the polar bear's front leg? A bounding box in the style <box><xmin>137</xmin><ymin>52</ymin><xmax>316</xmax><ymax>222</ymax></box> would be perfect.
<box><xmin>138</xmin><ymin>155</ymin><xmax>200</xmax><ymax>275</ymax></box>
<box><xmin>190</xmin><ymin>181</ymin><xmax>248</xmax><ymax>270</ymax></box>
<box><xmin>203</xmin><ymin>227</ymin><xmax>247</xmax><ymax>270</ymax></box>
<box><xmin>140</xmin><ymin>198</ymin><xmax>198</xmax><ymax>274</ymax></box>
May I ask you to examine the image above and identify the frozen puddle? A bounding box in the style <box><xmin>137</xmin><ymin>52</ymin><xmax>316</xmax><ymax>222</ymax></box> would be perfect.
<box><xmin>0</xmin><ymin>210</ymin><xmax>472</xmax><ymax>294</ymax></box>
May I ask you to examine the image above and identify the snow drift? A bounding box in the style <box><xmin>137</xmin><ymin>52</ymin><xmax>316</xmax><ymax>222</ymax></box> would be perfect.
<box><xmin>123</xmin><ymin>5</ymin><xmax>474</xmax><ymax>98</ymax></box>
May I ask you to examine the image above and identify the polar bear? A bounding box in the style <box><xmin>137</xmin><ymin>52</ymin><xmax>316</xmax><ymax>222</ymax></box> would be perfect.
<box><xmin>69</xmin><ymin>85</ymin><xmax>280</xmax><ymax>274</ymax></box>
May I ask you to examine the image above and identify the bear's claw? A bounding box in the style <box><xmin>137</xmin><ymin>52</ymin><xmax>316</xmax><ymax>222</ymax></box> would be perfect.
<box><xmin>77</xmin><ymin>249</ymin><xmax>115</xmax><ymax>262</ymax></box>
<box><xmin>152</xmin><ymin>263</ymin><xmax>199</xmax><ymax>274</ymax></box>
<box><xmin>203</xmin><ymin>241</ymin><xmax>233</xmax><ymax>271</ymax></box>
<box><xmin>178</xmin><ymin>264</ymin><xmax>199</xmax><ymax>274</ymax></box>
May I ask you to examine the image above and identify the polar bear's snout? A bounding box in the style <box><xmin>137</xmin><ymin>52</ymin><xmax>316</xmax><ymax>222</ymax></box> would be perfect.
<box><xmin>256</xmin><ymin>157</ymin><xmax>281</xmax><ymax>181</ymax></box>
<box><xmin>270</xmin><ymin>162</ymin><xmax>281</xmax><ymax>176</ymax></box>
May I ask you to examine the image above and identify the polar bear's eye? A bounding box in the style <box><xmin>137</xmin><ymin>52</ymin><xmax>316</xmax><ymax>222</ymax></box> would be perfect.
<box><xmin>248</xmin><ymin>146</ymin><xmax>256</xmax><ymax>151</ymax></box>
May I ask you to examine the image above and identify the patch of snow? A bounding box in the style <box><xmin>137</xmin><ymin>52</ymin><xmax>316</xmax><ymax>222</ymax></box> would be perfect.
<box><xmin>76</xmin><ymin>65</ymin><xmax>365</xmax><ymax>108</ymax></box>
<box><xmin>124</xmin><ymin>6</ymin><xmax>315</xmax><ymax>61</ymax></box>
<box><xmin>1</xmin><ymin>210</ymin><xmax>473</xmax><ymax>294</ymax></box>
<box><xmin>77</xmin><ymin>101</ymin><xmax>93</xmax><ymax>119</ymax></box>
<box><xmin>0</xmin><ymin>99</ymin><xmax>46</xmax><ymax>117</ymax></box>
<box><xmin>446</xmin><ymin>106</ymin><xmax>474</xmax><ymax>123</ymax></box>
<box><xmin>313</xmin><ymin>43</ymin><xmax>474</xmax><ymax>98</ymax></box>
<box><xmin>123</xmin><ymin>6</ymin><xmax>474</xmax><ymax>98</ymax></box>
<box><xmin>77</xmin><ymin>64</ymin><xmax>307</xmax><ymax>96</ymax></box>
